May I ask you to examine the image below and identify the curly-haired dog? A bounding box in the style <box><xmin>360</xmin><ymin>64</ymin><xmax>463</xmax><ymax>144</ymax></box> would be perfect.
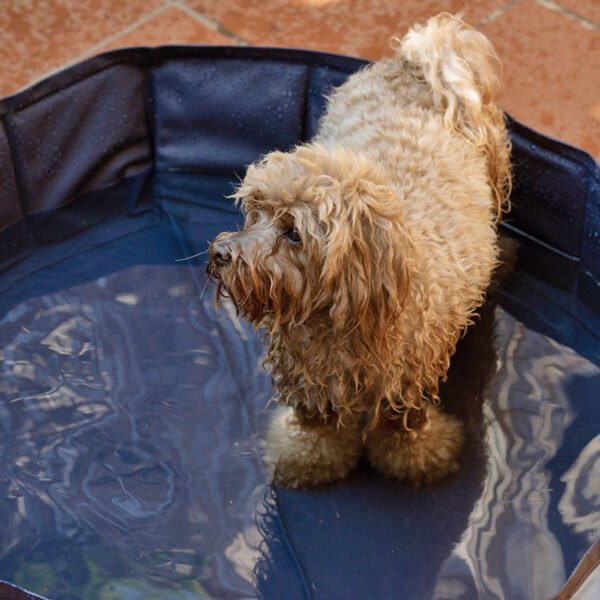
<box><xmin>208</xmin><ymin>14</ymin><xmax>511</xmax><ymax>489</ymax></box>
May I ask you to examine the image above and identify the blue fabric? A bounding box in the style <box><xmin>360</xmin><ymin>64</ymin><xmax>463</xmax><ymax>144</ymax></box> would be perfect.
<box><xmin>0</xmin><ymin>47</ymin><xmax>598</xmax><ymax>600</ymax></box>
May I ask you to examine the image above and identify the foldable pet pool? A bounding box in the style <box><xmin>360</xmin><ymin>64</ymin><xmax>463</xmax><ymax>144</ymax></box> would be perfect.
<box><xmin>0</xmin><ymin>47</ymin><xmax>598</xmax><ymax>600</ymax></box>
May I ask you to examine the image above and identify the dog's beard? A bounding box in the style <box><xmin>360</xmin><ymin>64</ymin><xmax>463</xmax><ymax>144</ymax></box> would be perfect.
<box><xmin>207</xmin><ymin>259</ymin><xmax>269</xmax><ymax>323</ymax></box>
<box><xmin>207</xmin><ymin>256</ymin><xmax>308</xmax><ymax>330</ymax></box>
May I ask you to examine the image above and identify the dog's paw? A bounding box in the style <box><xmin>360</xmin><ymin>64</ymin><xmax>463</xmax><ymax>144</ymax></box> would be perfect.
<box><xmin>366</xmin><ymin>406</ymin><xmax>463</xmax><ymax>486</ymax></box>
<box><xmin>263</xmin><ymin>406</ymin><xmax>362</xmax><ymax>489</ymax></box>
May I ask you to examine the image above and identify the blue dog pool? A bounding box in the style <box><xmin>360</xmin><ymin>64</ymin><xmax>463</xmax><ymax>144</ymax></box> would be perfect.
<box><xmin>0</xmin><ymin>47</ymin><xmax>598</xmax><ymax>599</ymax></box>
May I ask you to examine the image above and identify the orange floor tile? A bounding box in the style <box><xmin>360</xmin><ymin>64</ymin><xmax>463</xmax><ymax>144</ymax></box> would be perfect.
<box><xmin>95</xmin><ymin>5</ymin><xmax>231</xmax><ymax>53</ymax></box>
<box><xmin>0</xmin><ymin>0</ymin><xmax>598</xmax><ymax>159</ymax></box>
<box><xmin>481</xmin><ymin>0</ymin><xmax>600</xmax><ymax>159</ymax></box>
<box><xmin>0</xmin><ymin>0</ymin><xmax>163</xmax><ymax>97</ymax></box>
<box><xmin>187</xmin><ymin>0</ymin><xmax>507</xmax><ymax>58</ymax></box>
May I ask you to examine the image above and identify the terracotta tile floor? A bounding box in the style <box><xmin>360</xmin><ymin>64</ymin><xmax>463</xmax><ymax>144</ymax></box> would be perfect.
<box><xmin>0</xmin><ymin>0</ymin><xmax>598</xmax><ymax>159</ymax></box>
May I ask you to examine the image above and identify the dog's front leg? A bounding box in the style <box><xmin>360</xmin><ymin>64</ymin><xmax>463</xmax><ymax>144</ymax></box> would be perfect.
<box><xmin>365</xmin><ymin>405</ymin><xmax>464</xmax><ymax>486</ymax></box>
<box><xmin>263</xmin><ymin>405</ymin><xmax>363</xmax><ymax>489</ymax></box>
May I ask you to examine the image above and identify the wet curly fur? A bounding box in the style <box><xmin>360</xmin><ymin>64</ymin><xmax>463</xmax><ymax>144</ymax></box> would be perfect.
<box><xmin>208</xmin><ymin>14</ymin><xmax>511</xmax><ymax>489</ymax></box>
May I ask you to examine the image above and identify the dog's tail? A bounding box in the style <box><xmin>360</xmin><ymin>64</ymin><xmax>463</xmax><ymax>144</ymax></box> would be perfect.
<box><xmin>397</xmin><ymin>13</ymin><xmax>511</xmax><ymax>218</ymax></box>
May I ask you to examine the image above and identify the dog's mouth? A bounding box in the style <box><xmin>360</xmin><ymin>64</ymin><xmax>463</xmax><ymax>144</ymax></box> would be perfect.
<box><xmin>206</xmin><ymin>258</ymin><xmax>267</xmax><ymax>322</ymax></box>
<box><xmin>206</xmin><ymin>260</ymin><xmax>231</xmax><ymax>304</ymax></box>
<box><xmin>206</xmin><ymin>258</ymin><xmax>223</xmax><ymax>284</ymax></box>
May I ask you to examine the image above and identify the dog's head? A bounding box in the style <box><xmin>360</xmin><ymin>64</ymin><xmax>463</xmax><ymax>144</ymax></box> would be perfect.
<box><xmin>208</xmin><ymin>144</ymin><xmax>412</xmax><ymax>348</ymax></box>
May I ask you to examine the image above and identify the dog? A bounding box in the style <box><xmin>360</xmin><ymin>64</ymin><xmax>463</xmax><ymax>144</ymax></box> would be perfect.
<box><xmin>207</xmin><ymin>14</ymin><xmax>511</xmax><ymax>489</ymax></box>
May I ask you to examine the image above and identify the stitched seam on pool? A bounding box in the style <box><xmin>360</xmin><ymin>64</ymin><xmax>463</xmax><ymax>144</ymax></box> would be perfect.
<box><xmin>500</xmin><ymin>222</ymin><xmax>580</xmax><ymax>262</ymax></box>
<box><xmin>146</xmin><ymin>53</ymin><xmax>162</xmax><ymax>211</ymax></box>
<box><xmin>580</xmin><ymin>168</ymin><xmax>600</xmax><ymax>285</ymax></box>
<box><xmin>300</xmin><ymin>64</ymin><xmax>311</xmax><ymax>144</ymax></box>
<box><xmin>1</xmin><ymin>113</ymin><xmax>34</xmax><ymax>232</ymax></box>
<box><xmin>191</xmin><ymin>275</ymin><xmax>314</xmax><ymax>599</ymax></box>
<box><xmin>495</xmin><ymin>284</ymin><xmax>600</xmax><ymax>343</ymax></box>
<box><xmin>0</xmin><ymin>221</ymin><xmax>165</xmax><ymax>298</ymax></box>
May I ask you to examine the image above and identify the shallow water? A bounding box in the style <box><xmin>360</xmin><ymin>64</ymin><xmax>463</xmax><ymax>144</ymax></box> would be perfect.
<box><xmin>0</xmin><ymin>225</ymin><xmax>599</xmax><ymax>599</ymax></box>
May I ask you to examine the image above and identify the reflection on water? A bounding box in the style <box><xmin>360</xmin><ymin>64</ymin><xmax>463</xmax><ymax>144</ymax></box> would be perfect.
<box><xmin>0</xmin><ymin>266</ymin><xmax>271</xmax><ymax>599</ymax></box>
<box><xmin>559</xmin><ymin>435</ymin><xmax>600</xmax><ymax>544</ymax></box>
<box><xmin>434</xmin><ymin>311</ymin><xmax>600</xmax><ymax>600</ymax></box>
<box><xmin>0</xmin><ymin>264</ymin><xmax>598</xmax><ymax>599</ymax></box>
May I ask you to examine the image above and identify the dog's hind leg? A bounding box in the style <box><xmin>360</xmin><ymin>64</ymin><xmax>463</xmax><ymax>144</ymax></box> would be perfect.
<box><xmin>263</xmin><ymin>406</ymin><xmax>363</xmax><ymax>489</ymax></box>
<box><xmin>365</xmin><ymin>405</ymin><xmax>463</xmax><ymax>486</ymax></box>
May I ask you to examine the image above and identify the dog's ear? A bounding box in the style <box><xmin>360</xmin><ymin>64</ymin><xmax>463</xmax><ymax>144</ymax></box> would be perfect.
<box><xmin>321</xmin><ymin>180</ymin><xmax>412</xmax><ymax>350</ymax></box>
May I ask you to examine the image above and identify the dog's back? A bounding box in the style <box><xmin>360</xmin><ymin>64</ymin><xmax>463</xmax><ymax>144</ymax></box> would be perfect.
<box><xmin>313</xmin><ymin>14</ymin><xmax>512</xmax><ymax>413</ymax></box>
<box><xmin>315</xmin><ymin>14</ymin><xmax>511</xmax><ymax>221</ymax></box>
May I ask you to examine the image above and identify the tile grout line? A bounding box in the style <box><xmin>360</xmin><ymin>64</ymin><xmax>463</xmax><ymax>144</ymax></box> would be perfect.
<box><xmin>72</xmin><ymin>2</ymin><xmax>172</xmax><ymax>56</ymax></box>
<box><xmin>476</xmin><ymin>0</ymin><xmax>520</xmax><ymax>27</ymax></box>
<box><xmin>170</xmin><ymin>0</ymin><xmax>250</xmax><ymax>45</ymax></box>
<box><xmin>11</xmin><ymin>0</ymin><xmax>249</xmax><ymax>95</ymax></box>
<box><xmin>535</xmin><ymin>0</ymin><xmax>599</xmax><ymax>31</ymax></box>
<box><xmin>15</xmin><ymin>3</ymin><xmax>173</xmax><ymax>94</ymax></box>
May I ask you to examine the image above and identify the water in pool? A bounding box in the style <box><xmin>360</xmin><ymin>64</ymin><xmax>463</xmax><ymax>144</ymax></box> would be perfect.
<box><xmin>0</xmin><ymin>210</ymin><xmax>598</xmax><ymax>600</ymax></box>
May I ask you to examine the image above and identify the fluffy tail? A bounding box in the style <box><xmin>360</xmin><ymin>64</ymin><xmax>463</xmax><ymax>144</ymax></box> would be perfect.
<box><xmin>398</xmin><ymin>14</ymin><xmax>511</xmax><ymax>219</ymax></box>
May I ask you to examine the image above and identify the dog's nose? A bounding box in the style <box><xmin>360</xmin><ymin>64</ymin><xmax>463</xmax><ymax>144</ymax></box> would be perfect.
<box><xmin>209</xmin><ymin>240</ymin><xmax>232</xmax><ymax>267</ymax></box>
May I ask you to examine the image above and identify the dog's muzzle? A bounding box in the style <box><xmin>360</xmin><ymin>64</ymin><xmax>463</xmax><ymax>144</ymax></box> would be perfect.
<box><xmin>208</xmin><ymin>239</ymin><xmax>232</xmax><ymax>268</ymax></box>
<box><xmin>206</xmin><ymin>239</ymin><xmax>232</xmax><ymax>284</ymax></box>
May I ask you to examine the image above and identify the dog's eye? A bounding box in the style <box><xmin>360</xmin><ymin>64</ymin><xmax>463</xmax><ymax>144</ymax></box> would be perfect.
<box><xmin>284</xmin><ymin>226</ymin><xmax>302</xmax><ymax>244</ymax></box>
